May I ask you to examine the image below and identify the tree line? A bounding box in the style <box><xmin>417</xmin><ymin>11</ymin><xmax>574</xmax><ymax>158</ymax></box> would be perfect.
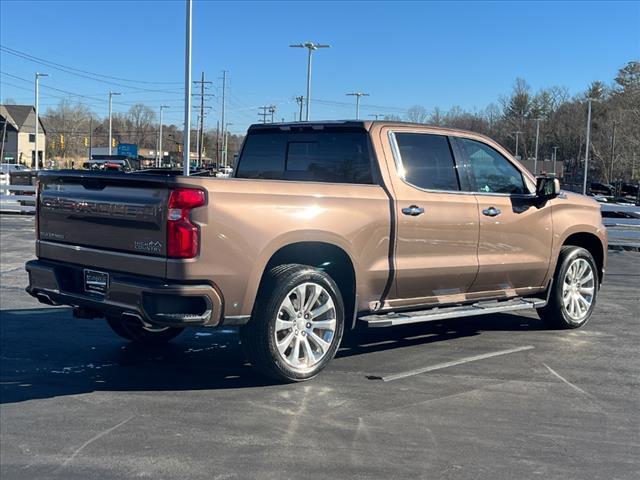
<box><xmin>391</xmin><ymin>60</ymin><xmax>639</xmax><ymax>185</ymax></box>
<box><xmin>39</xmin><ymin>60</ymin><xmax>638</xmax><ymax>182</ymax></box>
<box><xmin>42</xmin><ymin>101</ymin><xmax>244</xmax><ymax>165</ymax></box>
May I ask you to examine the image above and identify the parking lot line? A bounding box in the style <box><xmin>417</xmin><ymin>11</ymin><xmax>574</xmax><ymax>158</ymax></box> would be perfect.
<box><xmin>369</xmin><ymin>345</ymin><xmax>535</xmax><ymax>382</ymax></box>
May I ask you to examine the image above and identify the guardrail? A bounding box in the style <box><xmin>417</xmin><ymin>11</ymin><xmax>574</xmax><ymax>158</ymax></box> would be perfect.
<box><xmin>0</xmin><ymin>184</ymin><xmax>36</xmax><ymax>213</ymax></box>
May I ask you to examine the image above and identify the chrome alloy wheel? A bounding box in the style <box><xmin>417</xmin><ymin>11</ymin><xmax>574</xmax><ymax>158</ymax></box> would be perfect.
<box><xmin>562</xmin><ymin>257</ymin><xmax>595</xmax><ymax>321</ymax></box>
<box><xmin>273</xmin><ymin>282</ymin><xmax>337</xmax><ymax>372</ymax></box>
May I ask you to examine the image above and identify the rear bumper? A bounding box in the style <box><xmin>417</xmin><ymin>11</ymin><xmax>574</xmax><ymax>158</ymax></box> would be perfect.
<box><xmin>25</xmin><ymin>259</ymin><xmax>244</xmax><ymax>328</ymax></box>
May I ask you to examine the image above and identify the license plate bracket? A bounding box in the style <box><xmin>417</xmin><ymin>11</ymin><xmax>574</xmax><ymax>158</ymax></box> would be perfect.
<box><xmin>84</xmin><ymin>269</ymin><xmax>109</xmax><ymax>295</ymax></box>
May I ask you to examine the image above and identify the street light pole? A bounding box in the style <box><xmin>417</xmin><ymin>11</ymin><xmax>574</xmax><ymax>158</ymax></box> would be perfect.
<box><xmin>224</xmin><ymin>122</ymin><xmax>233</xmax><ymax>169</ymax></box>
<box><xmin>183</xmin><ymin>0</ymin><xmax>193</xmax><ymax>176</ymax></box>
<box><xmin>158</xmin><ymin>105</ymin><xmax>168</xmax><ymax>168</ymax></box>
<box><xmin>552</xmin><ymin>146</ymin><xmax>559</xmax><ymax>175</ymax></box>
<box><xmin>108</xmin><ymin>90</ymin><xmax>121</xmax><ymax>156</ymax></box>
<box><xmin>534</xmin><ymin>118</ymin><xmax>541</xmax><ymax>175</ymax></box>
<box><xmin>346</xmin><ymin>92</ymin><xmax>369</xmax><ymax>120</ymax></box>
<box><xmin>289</xmin><ymin>42</ymin><xmax>330</xmax><ymax>121</ymax></box>
<box><xmin>609</xmin><ymin>121</ymin><xmax>617</xmax><ymax>182</ymax></box>
<box><xmin>34</xmin><ymin>72</ymin><xmax>48</xmax><ymax>170</ymax></box>
<box><xmin>513</xmin><ymin>131</ymin><xmax>522</xmax><ymax>159</ymax></box>
<box><xmin>583</xmin><ymin>98</ymin><xmax>593</xmax><ymax>195</ymax></box>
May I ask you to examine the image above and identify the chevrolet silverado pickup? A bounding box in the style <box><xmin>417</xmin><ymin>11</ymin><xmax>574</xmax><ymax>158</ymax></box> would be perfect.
<box><xmin>26</xmin><ymin>121</ymin><xmax>608</xmax><ymax>382</ymax></box>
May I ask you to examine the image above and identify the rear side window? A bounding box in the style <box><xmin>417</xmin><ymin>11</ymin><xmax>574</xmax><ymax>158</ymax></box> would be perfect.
<box><xmin>235</xmin><ymin>130</ymin><xmax>373</xmax><ymax>184</ymax></box>
<box><xmin>394</xmin><ymin>133</ymin><xmax>459</xmax><ymax>191</ymax></box>
<box><xmin>458</xmin><ymin>138</ymin><xmax>526</xmax><ymax>194</ymax></box>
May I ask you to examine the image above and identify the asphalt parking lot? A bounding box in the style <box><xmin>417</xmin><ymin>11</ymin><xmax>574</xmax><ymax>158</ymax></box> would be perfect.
<box><xmin>1</xmin><ymin>215</ymin><xmax>639</xmax><ymax>480</ymax></box>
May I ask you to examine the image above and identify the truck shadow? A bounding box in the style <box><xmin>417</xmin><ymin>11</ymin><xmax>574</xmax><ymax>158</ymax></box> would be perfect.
<box><xmin>0</xmin><ymin>307</ymin><xmax>545</xmax><ymax>404</ymax></box>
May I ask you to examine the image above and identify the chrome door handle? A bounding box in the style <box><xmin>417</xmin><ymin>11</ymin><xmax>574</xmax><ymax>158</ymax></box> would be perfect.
<box><xmin>402</xmin><ymin>205</ymin><xmax>425</xmax><ymax>216</ymax></box>
<box><xmin>482</xmin><ymin>207</ymin><xmax>501</xmax><ymax>217</ymax></box>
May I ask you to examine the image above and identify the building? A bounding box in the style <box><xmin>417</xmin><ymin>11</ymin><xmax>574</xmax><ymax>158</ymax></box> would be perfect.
<box><xmin>0</xmin><ymin>104</ymin><xmax>47</xmax><ymax>167</ymax></box>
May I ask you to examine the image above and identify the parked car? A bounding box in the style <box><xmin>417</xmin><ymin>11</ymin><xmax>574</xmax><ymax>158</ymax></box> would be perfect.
<box><xmin>26</xmin><ymin>121</ymin><xmax>607</xmax><ymax>381</ymax></box>
<box><xmin>0</xmin><ymin>163</ymin><xmax>30</xmax><ymax>184</ymax></box>
<box><xmin>589</xmin><ymin>182</ymin><xmax>614</xmax><ymax>197</ymax></box>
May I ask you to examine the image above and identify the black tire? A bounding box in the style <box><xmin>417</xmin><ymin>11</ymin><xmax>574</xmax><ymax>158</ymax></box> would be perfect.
<box><xmin>537</xmin><ymin>246</ymin><xmax>599</xmax><ymax>329</ymax></box>
<box><xmin>106</xmin><ymin>316</ymin><xmax>184</xmax><ymax>344</ymax></box>
<box><xmin>240</xmin><ymin>264</ymin><xmax>345</xmax><ymax>382</ymax></box>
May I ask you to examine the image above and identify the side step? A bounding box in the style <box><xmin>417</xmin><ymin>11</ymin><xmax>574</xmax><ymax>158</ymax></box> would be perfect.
<box><xmin>359</xmin><ymin>297</ymin><xmax>547</xmax><ymax>328</ymax></box>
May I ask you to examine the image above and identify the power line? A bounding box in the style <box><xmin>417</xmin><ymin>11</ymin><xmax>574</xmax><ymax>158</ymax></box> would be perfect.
<box><xmin>0</xmin><ymin>44</ymin><xmax>182</xmax><ymax>85</ymax></box>
<box><xmin>1</xmin><ymin>46</ymin><xmax>183</xmax><ymax>93</ymax></box>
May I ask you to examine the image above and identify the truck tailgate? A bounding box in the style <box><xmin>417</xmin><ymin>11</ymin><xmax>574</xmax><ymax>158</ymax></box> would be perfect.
<box><xmin>38</xmin><ymin>171</ymin><xmax>169</xmax><ymax>257</ymax></box>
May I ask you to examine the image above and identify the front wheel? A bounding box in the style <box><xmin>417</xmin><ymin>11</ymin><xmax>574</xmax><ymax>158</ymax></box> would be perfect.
<box><xmin>106</xmin><ymin>316</ymin><xmax>184</xmax><ymax>344</ymax></box>
<box><xmin>537</xmin><ymin>246</ymin><xmax>598</xmax><ymax>329</ymax></box>
<box><xmin>240</xmin><ymin>264</ymin><xmax>345</xmax><ymax>382</ymax></box>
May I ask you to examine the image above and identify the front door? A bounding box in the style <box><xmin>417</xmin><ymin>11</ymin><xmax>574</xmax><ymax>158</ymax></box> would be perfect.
<box><xmin>383</xmin><ymin>129</ymin><xmax>480</xmax><ymax>305</ymax></box>
<box><xmin>454</xmin><ymin>137</ymin><xmax>553</xmax><ymax>294</ymax></box>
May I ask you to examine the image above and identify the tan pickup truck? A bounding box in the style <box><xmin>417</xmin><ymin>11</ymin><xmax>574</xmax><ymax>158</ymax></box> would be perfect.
<box><xmin>26</xmin><ymin>121</ymin><xmax>607</xmax><ymax>381</ymax></box>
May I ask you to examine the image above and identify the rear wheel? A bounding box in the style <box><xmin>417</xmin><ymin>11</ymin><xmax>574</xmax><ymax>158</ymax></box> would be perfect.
<box><xmin>538</xmin><ymin>246</ymin><xmax>598</xmax><ymax>329</ymax></box>
<box><xmin>240</xmin><ymin>264</ymin><xmax>345</xmax><ymax>382</ymax></box>
<box><xmin>106</xmin><ymin>316</ymin><xmax>184</xmax><ymax>344</ymax></box>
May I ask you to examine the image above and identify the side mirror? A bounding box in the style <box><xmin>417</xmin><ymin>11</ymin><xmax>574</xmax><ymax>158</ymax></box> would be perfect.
<box><xmin>536</xmin><ymin>176</ymin><xmax>560</xmax><ymax>200</ymax></box>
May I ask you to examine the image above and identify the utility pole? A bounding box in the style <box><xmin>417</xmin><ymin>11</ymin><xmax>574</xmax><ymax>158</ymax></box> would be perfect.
<box><xmin>258</xmin><ymin>106</ymin><xmax>270</xmax><ymax>124</ymax></box>
<box><xmin>269</xmin><ymin>105</ymin><xmax>277</xmax><ymax>123</ymax></box>
<box><xmin>88</xmin><ymin>116</ymin><xmax>93</xmax><ymax>161</ymax></box>
<box><xmin>219</xmin><ymin>70</ymin><xmax>227</xmax><ymax>168</ymax></box>
<box><xmin>193</xmin><ymin>71</ymin><xmax>213</xmax><ymax>167</ymax></box>
<box><xmin>0</xmin><ymin>118</ymin><xmax>7</xmax><ymax>163</ymax></box>
<box><xmin>108</xmin><ymin>90</ymin><xmax>121</xmax><ymax>156</ymax></box>
<box><xmin>295</xmin><ymin>96</ymin><xmax>304</xmax><ymax>121</ymax></box>
<box><xmin>34</xmin><ymin>72</ymin><xmax>49</xmax><ymax>169</ymax></box>
<box><xmin>157</xmin><ymin>105</ymin><xmax>169</xmax><ymax>167</ymax></box>
<box><xmin>215</xmin><ymin>120</ymin><xmax>220</xmax><ymax>167</ymax></box>
<box><xmin>224</xmin><ymin>122</ymin><xmax>233</xmax><ymax>168</ymax></box>
<box><xmin>182</xmin><ymin>0</ymin><xmax>193</xmax><ymax>175</ymax></box>
<box><xmin>346</xmin><ymin>92</ymin><xmax>369</xmax><ymax>120</ymax></box>
<box><xmin>289</xmin><ymin>42</ymin><xmax>330</xmax><ymax>121</ymax></box>
<box><xmin>533</xmin><ymin>118</ymin><xmax>542</xmax><ymax>175</ymax></box>
<box><xmin>512</xmin><ymin>131</ymin><xmax>522</xmax><ymax>159</ymax></box>
<box><xmin>609</xmin><ymin>121</ymin><xmax>617</xmax><ymax>182</ymax></box>
<box><xmin>583</xmin><ymin>98</ymin><xmax>593</xmax><ymax>195</ymax></box>
<box><xmin>552</xmin><ymin>146</ymin><xmax>559</xmax><ymax>175</ymax></box>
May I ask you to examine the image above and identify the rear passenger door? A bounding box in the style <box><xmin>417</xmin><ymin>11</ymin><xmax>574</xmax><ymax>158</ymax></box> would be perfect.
<box><xmin>384</xmin><ymin>130</ymin><xmax>480</xmax><ymax>306</ymax></box>
<box><xmin>454</xmin><ymin>137</ymin><xmax>553</xmax><ymax>294</ymax></box>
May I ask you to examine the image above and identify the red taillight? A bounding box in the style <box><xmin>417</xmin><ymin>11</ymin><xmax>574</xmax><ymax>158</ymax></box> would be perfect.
<box><xmin>35</xmin><ymin>179</ymin><xmax>41</xmax><ymax>239</ymax></box>
<box><xmin>167</xmin><ymin>188</ymin><xmax>205</xmax><ymax>258</ymax></box>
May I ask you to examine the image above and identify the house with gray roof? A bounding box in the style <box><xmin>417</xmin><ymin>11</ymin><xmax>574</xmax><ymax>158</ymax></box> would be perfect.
<box><xmin>0</xmin><ymin>104</ymin><xmax>47</xmax><ymax>167</ymax></box>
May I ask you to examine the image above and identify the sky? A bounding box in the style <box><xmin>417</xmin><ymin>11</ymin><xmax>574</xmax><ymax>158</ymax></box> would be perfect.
<box><xmin>1</xmin><ymin>0</ymin><xmax>638</xmax><ymax>134</ymax></box>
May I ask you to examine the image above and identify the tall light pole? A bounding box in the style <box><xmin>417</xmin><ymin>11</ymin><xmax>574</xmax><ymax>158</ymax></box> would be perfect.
<box><xmin>183</xmin><ymin>0</ymin><xmax>193</xmax><ymax>176</ymax></box>
<box><xmin>512</xmin><ymin>131</ymin><xmax>522</xmax><ymax>159</ymax></box>
<box><xmin>609</xmin><ymin>121</ymin><xmax>617</xmax><ymax>183</ymax></box>
<box><xmin>158</xmin><ymin>105</ymin><xmax>169</xmax><ymax>168</ymax></box>
<box><xmin>108</xmin><ymin>90</ymin><xmax>121</xmax><ymax>155</ymax></box>
<box><xmin>583</xmin><ymin>98</ymin><xmax>593</xmax><ymax>195</ymax></box>
<box><xmin>533</xmin><ymin>118</ymin><xmax>542</xmax><ymax>175</ymax></box>
<box><xmin>346</xmin><ymin>92</ymin><xmax>369</xmax><ymax>120</ymax></box>
<box><xmin>224</xmin><ymin>122</ymin><xmax>233</xmax><ymax>169</ymax></box>
<box><xmin>34</xmin><ymin>72</ymin><xmax>48</xmax><ymax>170</ymax></box>
<box><xmin>289</xmin><ymin>42</ymin><xmax>330</xmax><ymax>121</ymax></box>
<box><xmin>552</xmin><ymin>146</ymin><xmax>559</xmax><ymax>175</ymax></box>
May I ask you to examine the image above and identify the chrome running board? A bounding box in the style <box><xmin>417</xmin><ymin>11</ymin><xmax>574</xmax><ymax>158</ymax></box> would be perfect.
<box><xmin>359</xmin><ymin>297</ymin><xmax>546</xmax><ymax>328</ymax></box>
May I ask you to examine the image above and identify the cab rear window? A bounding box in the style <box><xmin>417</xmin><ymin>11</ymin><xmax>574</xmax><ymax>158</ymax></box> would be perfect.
<box><xmin>236</xmin><ymin>129</ymin><xmax>374</xmax><ymax>184</ymax></box>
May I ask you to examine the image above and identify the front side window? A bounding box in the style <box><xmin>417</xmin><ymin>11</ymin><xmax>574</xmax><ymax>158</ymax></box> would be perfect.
<box><xmin>458</xmin><ymin>138</ymin><xmax>526</xmax><ymax>194</ymax></box>
<box><xmin>394</xmin><ymin>133</ymin><xmax>459</xmax><ymax>191</ymax></box>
